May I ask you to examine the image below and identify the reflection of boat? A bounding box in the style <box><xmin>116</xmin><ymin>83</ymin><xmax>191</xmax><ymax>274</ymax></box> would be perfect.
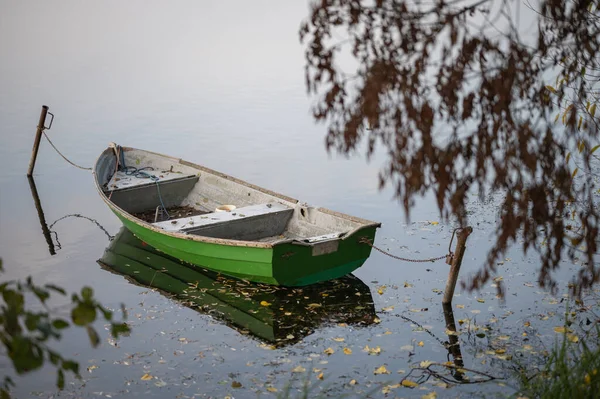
<box><xmin>93</xmin><ymin>145</ymin><xmax>380</xmax><ymax>286</ymax></box>
<box><xmin>98</xmin><ymin>228</ymin><xmax>377</xmax><ymax>346</ymax></box>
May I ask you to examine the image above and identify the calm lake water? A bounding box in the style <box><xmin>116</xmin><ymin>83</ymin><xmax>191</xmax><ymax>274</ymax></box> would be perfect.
<box><xmin>1</xmin><ymin>1</ymin><xmax>594</xmax><ymax>398</ymax></box>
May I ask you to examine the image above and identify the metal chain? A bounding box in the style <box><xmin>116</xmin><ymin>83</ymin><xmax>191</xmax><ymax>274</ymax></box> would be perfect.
<box><xmin>359</xmin><ymin>234</ymin><xmax>455</xmax><ymax>263</ymax></box>
<box><xmin>42</xmin><ymin>131</ymin><xmax>92</xmax><ymax>171</ymax></box>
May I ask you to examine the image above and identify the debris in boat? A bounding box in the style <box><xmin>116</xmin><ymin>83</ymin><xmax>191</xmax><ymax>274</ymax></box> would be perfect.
<box><xmin>132</xmin><ymin>206</ymin><xmax>209</xmax><ymax>223</ymax></box>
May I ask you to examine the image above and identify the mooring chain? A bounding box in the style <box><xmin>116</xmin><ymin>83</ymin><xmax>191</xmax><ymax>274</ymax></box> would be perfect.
<box><xmin>42</xmin><ymin>130</ymin><xmax>92</xmax><ymax>171</ymax></box>
<box><xmin>359</xmin><ymin>228</ymin><xmax>461</xmax><ymax>264</ymax></box>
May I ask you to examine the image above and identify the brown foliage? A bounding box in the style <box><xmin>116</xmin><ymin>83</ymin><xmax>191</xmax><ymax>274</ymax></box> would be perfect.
<box><xmin>300</xmin><ymin>0</ymin><xmax>600</xmax><ymax>295</ymax></box>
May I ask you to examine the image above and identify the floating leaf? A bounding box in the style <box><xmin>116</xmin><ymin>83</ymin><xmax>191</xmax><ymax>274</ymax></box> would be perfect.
<box><xmin>545</xmin><ymin>85</ymin><xmax>557</xmax><ymax>93</ymax></box>
<box><xmin>231</xmin><ymin>381</ymin><xmax>242</xmax><ymax>388</ymax></box>
<box><xmin>349</xmin><ymin>379</ymin><xmax>357</xmax><ymax>386</ymax></box>
<box><xmin>307</xmin><ymin>303</ymin><xmax>322</xmax><ymax>308</ymax></box>
<box><xmin>418</xmin><ymin>341</ymin><xmax>424</xmax><ymax>347</ymax></box>
<box><xmin>324</xmin><ymin>347</ymin><xmax>334</xmax><ymax>355</ymax></box>
<box><xmin>260</xmin><ymin>301</ymin><xmax>271</xmax><ymax>307</ymax></box>
<box><xmin>141</xmin><ymin>373</ymin><xmax>153</xmax><ymax>381</ymax></box>
<box><xmin>332</xmin><ymin>337</ymin><xmax>345</xmax><ymax>342</ymax></box>
<box><xmin>404</xmin><ymin>281</ymin><xmax>413</xmax><ymax>288</ymax></box>
<box><xmin>374</xmin><ymin>365</ymin><xmax>390</xmax><ymax>375</ymax></box>
<box><xmin>422</xmin><ymin>392</ymin><xmax>438</xmax><ymax>399</ymax></box>
<box><xmin>430</xmin><ymin>221</ymin><xmax>439</xmax><ymax>225</ymax></box>
<box><xmin>266</xmin><ymin>386</ymin><xmax>278</xmax><ymax>392</ymax></box>
<box><xmin>456</xmin><ymin>304</ymin><xmax>465</xmax><ymax>309</ymax></box>
<box><xmin>591</xmin><ymin>103</ymin><xmax>597</xmax><ymax>118</ymax></box>
<box><xmin>567</xmin><ymin>334</ymin><xmax>579</xmax><ymax>343</ymax></box>
<box><xmin>495</xmin><ymin>349</ymin><xmax>506</xmax><ymax>354</ymax></box>
<box><xmin>554</xmin><ymin>326</ymin><xmax>572</xmax><ymax>333</ymax></box>
<box><xmin>154</xmin><ymin>380</ymin><xmax>167</xmax><ymax>387</ymax></box>
<box><xmin>401</xmin><ymin>380</ymin><xmax>419</xmax><ymax>388</ymax></box>
<box><xmin>343</xmin><ymin>347</ymin><xmax>352</xmax><ymax>355</ymax></box>
<box><xmin>317</xmin><ymin>372</ymin><xmax>324</xmax><ymax>380</ymax></box>
<box><xmin>476</xmin><ymin>298</ymin><xmax>485</xmax><ymax>303</ymax></box>
<box><xmin>292</xmin><ymin>365</ymin><xmax>306</xmax><ymax>373</ymax></box>
<box><xmin>420</xmin><ymin>360</ymin><xmax>433</xmax><ymax>368</ymax></box>
<box><xmin>382</xmin><ymin>306</ymin><xmax>394</xmax><ymax>312</ymax></box>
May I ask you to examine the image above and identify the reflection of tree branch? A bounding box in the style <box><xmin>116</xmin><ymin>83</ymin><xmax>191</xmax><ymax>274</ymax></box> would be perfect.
<box><xmin>49</xmin><ymin>214</ymin><xmax>114</xmax><ymax>243</ymax></box>
<box><xmin>402</xmin><ymin>362</ymin><xmax>500</xmax><ymax>387</ymax></box>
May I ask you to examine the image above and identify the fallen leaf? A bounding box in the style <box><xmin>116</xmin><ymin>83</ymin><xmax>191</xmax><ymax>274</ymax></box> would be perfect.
<box><xmin>343</xmin><ymin>348</ymin><xmax>352</xmax><ymax>355</ymax></box>
<box><xmin>260</xmin><ymin>301</ymin><xmax>271</xmax><ymax>307</ymax></box>
<box><xmin>266</xmin><ymin>386</ymin><xmax>278</xmax><ymax>392</ymax></box>
<box><xmin>554</xmin><ymin>326</ymin><xmax>572</xmax><ymax>333</ymax></box>
<box><xmin>374</xmin><ymin>365</ymin><xmax>390</xmax><ymax>375</ymax></box>
<box><xmin>430</xmin><ymin>221</ymin><xmax>439</xmax><ymax>225</ymax></box>
<box><xmin>349</xmin><ymin>379</ymin><xmax>357</xmax><ymax>386</ymax></box>
<box><xmin>292</xmin><ymin>365</ymin><xmax>306</xmax><ymax>373</ymax></box>
<box><xmin>419</xmin><ymin>360</ymin><xmax>433</xmax><ymax>368</ymax></box>
<box><xmin>141</xmin><ymin>373</ymin><xmax>153</xmax><ymax>381</ymax></box>
<box><xmin>524</xmin><ymin>321</ymin><xmax>531</xmax><ymax>327</ymax></box>
<box><xmin>307</xmin><ymin>303</ymin><xmax>322</xmax><ymax>308</ymax></box>
<box><xmin>317</xmin><ymin>372</ymin><xmax>324</xmax><ymax>380</ymax></box>
<box><xmin>567</xmin><ymin>334</ymin><xmax>579</xmax><ymax>343</ymax></box>
<box><xmin>154</xmin><ymin>380</ymin><xmax>167</xmax><ymax>387</ymax></box>
<box><xmin>421</xmin><ymin>392</ymin><xmax>438</xmax><ymax>399</ymax></box>
<box><xmin>384</xmin><ymin>330</ymin><xmax>393</xmax><ymax>335</ymax></box>
<box><xmin>332</xmin><ymin>337</ymin><xmax>345</xmax><ymax>342</ymax></box>
<box><xmin>401</xmin><ymin>380</ymin><xmax>419</xmax><ymax>388</ymax></box>
<box><xmin>477</xmin><ymin>298</ymin><xmax>485</xmax><ymax>303</ymax></box>
<box><xmin>404</xmin><ymin>281</ymin><xmax>413</xmax><ymax>288</ymax></box>
<box><xmin>418</xmin><ymin>341</ymin><xmax>424</xmax><ymax>347</ymax></box>
<box><xmin>324</xmin><ymin>347</ymin><xmax>334</xmax><ymax>355</ymax></box>
<box><xmin>87</xmin><ymin>365</ymin><xmax>98</xmax><ymax>373</ymax></box>
<box><xmin>495</xmin><ymin>349</ymin><xmax>506</xmax><ymax>354</ymax></box>
<box><xmin>456</xmin><ymin>304</ymin><xmax>465</xmax><ymax>309</ymax></box>
<box><xmin>231</xmin><ymin>381</ymin><xmax>242</xmax><ymax>388</ymax></box>
<box><xmin>382</xmin><ymin>306</ymin><xmax>394</xmax><ymax>312</ymax></box>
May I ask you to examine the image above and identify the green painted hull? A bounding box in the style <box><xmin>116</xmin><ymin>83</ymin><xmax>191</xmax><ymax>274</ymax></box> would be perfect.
<box><xmin>99</xmin><ymin>228</ymin><xmax>377</xmax><ymax>346</ymax></box>
<box><xmin>113</xmin><ymin>210</ymin><xmax>377</xmax><ymax>286</ymax></box>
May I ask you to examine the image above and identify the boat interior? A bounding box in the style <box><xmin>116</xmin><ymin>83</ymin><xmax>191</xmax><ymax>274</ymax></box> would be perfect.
<box><xmin>95</xmin><ymin>147</ymin><xmax>375</xmax><ymax>244</ymax></box>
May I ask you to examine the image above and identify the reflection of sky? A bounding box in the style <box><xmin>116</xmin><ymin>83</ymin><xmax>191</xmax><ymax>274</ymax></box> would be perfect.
<box><xmin>0</xmin><ymin>1</ymin><xmax>589</xmax><ymax>397</ymax></box>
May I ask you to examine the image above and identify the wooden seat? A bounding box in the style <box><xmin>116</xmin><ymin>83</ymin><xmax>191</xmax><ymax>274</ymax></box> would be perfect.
<box><xmin>152</xmin><ymin>202</ymin><xmax>294</xmax><ymax>241</ymax></box>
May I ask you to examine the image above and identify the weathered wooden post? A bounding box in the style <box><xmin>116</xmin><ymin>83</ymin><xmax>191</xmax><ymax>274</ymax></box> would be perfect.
<box><xmin>442</xmin><ymin>302</ymin><xmax>465</xmax><ymax>380</ymax></box>
<box><xmin>27</xmin><ymin>176</ymin><xmax>56</xmax><ymax>255</ymax></box>
<box><xmin>442</xmin><ymin>226</ymin><xmax>473</xmax><ymax>305</ymax></box>
<box><xmin>26</xmin><ymin>105</ymin><xmax>49</xmax><ymax>177</ymax></box>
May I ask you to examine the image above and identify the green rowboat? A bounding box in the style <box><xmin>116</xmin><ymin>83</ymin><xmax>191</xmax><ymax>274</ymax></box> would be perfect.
<box><xmin>94</xmin><ymin>145</ymin><xmax>380</xmax><ymax>286</ymax></box>
<box><xmin>98</xmin><ymin>227</ymin><xmax>377</xmax><ymax>346</ymax></box>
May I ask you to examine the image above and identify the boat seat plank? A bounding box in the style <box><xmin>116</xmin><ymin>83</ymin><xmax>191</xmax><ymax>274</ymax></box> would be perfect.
<box><xmin>153</xmin><ymin>202</ymin><xmax>294</xmax><ymax>241</ymax></box>
<box><xmin>106</xmin><ymin>170</ymin><xmax>197</xmax><ymax>192</ymax></box>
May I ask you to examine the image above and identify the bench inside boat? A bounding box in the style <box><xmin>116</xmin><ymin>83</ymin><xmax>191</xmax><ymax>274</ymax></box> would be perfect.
<box><xmin>97</xmin><ymin>148</ymin><xmax>364</xmax><ymax>244</ymax></box>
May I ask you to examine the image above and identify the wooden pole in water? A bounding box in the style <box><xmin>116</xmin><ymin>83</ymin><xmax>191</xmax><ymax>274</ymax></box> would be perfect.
<box><xmin>26</xmin><ymin>105</ymin><xmax>49</xmax><ymax>177</ymax></box>
<box><xmin>27</xmin><ymin>176</ymin><xmax>56</xmax><ymax>255</ymax></box>
<box><xmin>442</xmin><ymin>226</ymin><xmax>473</xmax><ymax>305</ymax></box>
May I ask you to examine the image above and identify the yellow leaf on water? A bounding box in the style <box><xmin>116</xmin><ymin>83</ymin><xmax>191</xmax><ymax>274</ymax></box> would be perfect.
<box><xmin>377</xmin><ymin>285</ymin><xmax>387</xmax><ymax>295</ymax></box>
<box><xmin>554</xmin><ymin>326</ymin><xmax>572</xmax><ymax>333</ymax></box>
<box><xmin>374</xmin><ymin>365</ymin><xmax>390</xmax><ymax>375</ymax></box>
<box><xmin>477</xmin><ymin>298</ymin><xmax>485</xmax><ymax>303</ymax></box>
<box><xmin>420</xmin><ymin>360</ymin><xmax>433</xmax><ymax>367</ymax></box>
<box><xmin>332</xmin><ymin>337</ymin><xmax>345</xmax><ymax>342</ymax></box>
<box><xmin>384</xmin><ymin>330</ymin><xmax>393</xmax><ymax>335</ymax></box>
<box><xmin>382</xmin><ymin>306</ymin><xmax>394</xmax><ymax>312</ymax></box>
<box><xmin>418</xmin><ymin>341</ymin><xmax>424</xmax><ymax>347</ymax></box>
<box><xmin>260</xmin><ymin>301</ymin><xmax>271</xmax><ymax>307</ymax></box>
<box><xmin>317</xmin><ymin>372</ymin><xmax>324</xmax><ymax>380</ymax></box>
<box><xmin>266</xmin><ymin>387</ymin><xmax>278</xmax><ymax>392</ymax></box>
<box><xmin>141</xmin><ymin>373</ymin><xmax>153</xmax><ymax>381</ymax></box>
<box><xmin>523</xmin><ymin>345</ymin><xmax>533</xmax><ymax>351</ymax></box>
<box><xmin>292</xmin><ymin>365</ymin><xmax>306</xmax><ymax>373</ymax></box>
<box><xmin>458</xmin><ymin>319</ymin><xmax>466</xmax><ymax>325</ymax></box>
<box><xmin>524</xmin><ymin>321</ymin><xmax>531</xmax><ymax>327</ymax></box>
<box><xmin>456</xmin><ymin>304</ymin><xmax>465</xmax><ymax>309</ymax></box>
<box><xmin>349</xmin><ymin>379</ymin><xmax>357</xmax><ymax>386</ymax></box>
<box><xmin>307</xmin><ymin>303</ymin><xmax>322</xmax><ymax>308</ymax></box>
<box><xmin>401</xmin><ymin>379</ymin><xmax>419</xmax><ymax>388</ymax></box>
<box><xmin>324</xmin><ymin>347</ymin><xmax>334</xmax><ymax>355</ymax></box>
<box><xmin>343</xmin><ymin>347</ymin><xmax>352</xmax><ymax>355</ymax></box>
<box><xmin>404</xmin><ymin>281</ymin><xmax>414</xmax><ymax>288</ymax></box>
<box><xmin>567</xmin><ymin>334</ymin><xmax>579</xmax><ymax>343</ymax></box>
<box><xmin>430</xmin><ymin>221</ymin><xmax>439</xmax><ymax>225</ymax></box>
<box><xmin>421</xmin><ymin>392</ymin><xmax>438</xmax><ymax>399</ymax></box>
<box><xmin>495</xmin><ymin>349</ymin><xmax>506</xmax><ymax>354</ymax></box>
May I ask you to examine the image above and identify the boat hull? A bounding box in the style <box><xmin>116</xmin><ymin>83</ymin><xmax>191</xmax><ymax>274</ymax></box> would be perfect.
<box><xmin>113</xmin><ymin>209</ymin><xmax>377</xmax><ymax>286</ymax></box>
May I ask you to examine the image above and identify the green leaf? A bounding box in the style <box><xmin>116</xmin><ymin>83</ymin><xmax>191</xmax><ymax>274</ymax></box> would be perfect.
<box><xmin>582</xmin><ymin>67</ymin><xmax>587</xmax><ymax>76</ymax></box>
<box><xmin>9</xmin><ymin>337</ymin><xmax>44</xmax><ymax>373</ymax></box>
<box><xmin>48</xmin><ymin>351</ymin><xmax>61</xmax><ymax>366</ymax></box>
<box><xmin>545</xmin><ymin>85</ymin><xmax>557</xmax><ymax>93</ymax></box>
<box><xmin>590</xmin><ymin>145</ymin><xmax>600</xmax><ymax>154</ymax></box>
<box><xmin>71</xmin><ymin>304</ymin><xmax>96</xmax><ymax>326</ymax></box>
<box><xmin>572</xmin><ymin>168</ymin><xmax>579</xmax><ymax>178</ymax></box>
<box><xmin>81</xmin><ymin>287</ymin><xmax>94</xmax><ymax>301</ymax></box>
<box><xmin>52</xmin><ymin>319</ymin><xmax>70</xmax><ymax>330</ymax></box>
<box><xmin>24</xmin><ymin>313</ymin><xmax>41</xmax><ymax>331</ymax></box>
<box><xmin>98</xmin><ymin>306</ymin><xmax>113</xmax><ymax>322</ymax></box>
<box><xmin>31</xmin><ymin>287</ymin><xmax>49</xmax><ymax>304</ymax></box>
<box><xmin>45</xmin><ymin>284</ymin><xmax>66</xmax><ymax>295</ymax></box>
<box><xmin>57</xmin><ymin>369</ymin><xmax>64</xmax><ymax>390</ymax></box>
<box><xmin>110</xmin><ymin>322</ymin><xmax>130</xmax><ymax>338</ymax></box>
<box><xmin>591</xmin><ymin>103</ymin><xmax>597</xmax><ymax>118</ymax></box>
<box><xmin>62</xmin><ymin>360</ymin><xmax>79</xmax><ymax>375</ymax></box>
<box><xmin>566</xmin><ymin>152</ymin><xmax>571</xmax><ymax>163</ymax></box>
<box><xmin>86</xmin><ymin>326</ymin><xmax>100</xmax><ymax>348</ymax></box>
